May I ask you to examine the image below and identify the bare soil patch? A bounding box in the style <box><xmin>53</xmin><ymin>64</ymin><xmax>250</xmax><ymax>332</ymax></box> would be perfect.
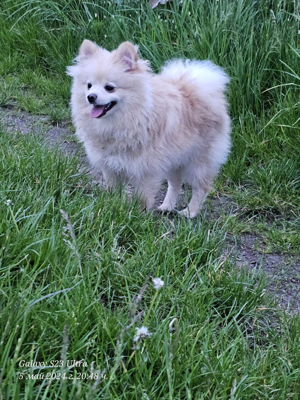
<box><xmin>221</xmin><ymin>234</ymin><xmax>300</xmax><ymax>313</ymax></box>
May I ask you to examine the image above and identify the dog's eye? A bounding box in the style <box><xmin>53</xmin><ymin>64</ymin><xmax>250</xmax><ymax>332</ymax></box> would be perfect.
<box><xmin>105</xmin><ymin>85</ymin><xmax>115</xmax><ymax>92</ymax></box>
<box><xmin>87</xmin><ymin>83</ymin><xmax>92</xmax><ymax>89</ymax></box>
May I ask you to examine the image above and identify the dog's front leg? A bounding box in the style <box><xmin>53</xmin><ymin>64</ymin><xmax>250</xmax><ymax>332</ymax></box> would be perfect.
<box><xmin>102</xmin><ymin>169</ymin><xmax>120</xmax><ymax>192</ymax></box>
<box><xmin>137</xmin><ymin>176</ymin><xmax>161</xmax><ymax>211</ymax></box>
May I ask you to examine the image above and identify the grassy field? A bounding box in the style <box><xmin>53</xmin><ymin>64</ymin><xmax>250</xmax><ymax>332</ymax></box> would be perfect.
<box><xmin>0</xmin><ymin>0</ymin><xmax>300</xmax><ymax>398</ymax></box>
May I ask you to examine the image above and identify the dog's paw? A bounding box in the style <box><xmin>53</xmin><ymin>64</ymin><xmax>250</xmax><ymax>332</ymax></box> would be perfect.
<box><xmin>157</xmin><ymin>204</ymin><xmax>173</xmax><ymax>213</ymax></box>
<box><xmin>178</xmin><ymin>207</ymin><xmax>198</xmax><ymax>219</ymax></box>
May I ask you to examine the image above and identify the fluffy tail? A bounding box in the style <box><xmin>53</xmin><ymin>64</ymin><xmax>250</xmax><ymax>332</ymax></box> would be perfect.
<box><xmin>161</xmin><ymin>59</ymin><xmax>229</xmax><ymax>94</ymax></box>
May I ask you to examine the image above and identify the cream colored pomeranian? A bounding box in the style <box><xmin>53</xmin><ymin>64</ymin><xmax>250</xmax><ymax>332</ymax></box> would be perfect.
<box><xmin>67</xmin><ymin>40</ymin><xmax>231</xmax><ymax>217</ymax></box>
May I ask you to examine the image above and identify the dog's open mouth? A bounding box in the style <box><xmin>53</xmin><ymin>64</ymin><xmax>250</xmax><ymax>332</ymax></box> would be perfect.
<box><xmin>90</xmin><ymin>101</ymin><xmax>117</xmax><ymax>118</ymax></box>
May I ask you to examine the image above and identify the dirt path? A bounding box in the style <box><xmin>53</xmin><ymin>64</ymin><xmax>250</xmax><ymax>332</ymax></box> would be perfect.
<box><xmin>1</xmin><ymin>106</ymin><xmax>299</xmax><ymax>313</ymax></box>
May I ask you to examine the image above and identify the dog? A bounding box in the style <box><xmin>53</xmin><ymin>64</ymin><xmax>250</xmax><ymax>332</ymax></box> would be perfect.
<box><xmin>67</xmin><ymin>40</ymin><xmax>231</xmax><ymax>217</ymax></box>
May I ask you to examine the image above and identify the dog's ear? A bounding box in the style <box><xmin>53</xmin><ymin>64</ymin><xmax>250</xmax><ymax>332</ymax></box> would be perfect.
<box><xmin>114</xmin><ymin>42</ymin><xmax>139</xmax><ymax>72</ymax></box>
<box><xmin>79</xmin><ymin>40</ymin><xmax>98</xmax><ymax>58</ymax></box>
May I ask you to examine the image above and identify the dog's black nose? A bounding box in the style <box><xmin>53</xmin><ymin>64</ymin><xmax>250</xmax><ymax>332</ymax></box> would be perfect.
<box><xmin>87</xmin><ymin>93</ymin><xmax>97</xmax><ymax>104</ymax></box>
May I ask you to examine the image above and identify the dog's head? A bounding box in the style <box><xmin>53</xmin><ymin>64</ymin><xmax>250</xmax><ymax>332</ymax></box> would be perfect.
<box><xmin>67</xmin><ymin>40</ymin><xmax>151</xmax><ymax>120</ymax></box>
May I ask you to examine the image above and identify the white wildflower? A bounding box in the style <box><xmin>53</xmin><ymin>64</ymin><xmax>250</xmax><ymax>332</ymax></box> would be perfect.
<box><xmin>152</xmin><ymin>277</ymin><xmax>164</xmax><ymax>290</ymax></box>
<box><xmin>94</xmin><ymin>13</ymin><xmax>97</xmax><ymax>18</ymax></box>
<box><xmin>4</xmin><ymin>199</ymin><xmax>12</xmax><ymax>206</ymax></box>
<box><xmin>142</xmin><ymin>392</ymin><xmax>150</xmax><ymax>400</ymax></box>
<box><xmin>270</xmin><ymin>9</ymin><xmax>276</xmax><ymax>22</ymax></box>
<box><xmin>133</xmin><ymin>326</ymin><xmax>152</xmax><ymax>342</ymax></box>
<box><xmin>151</xmin><ymin>0</ymin><xmax>160</xmax><ymax>8</ymax></box>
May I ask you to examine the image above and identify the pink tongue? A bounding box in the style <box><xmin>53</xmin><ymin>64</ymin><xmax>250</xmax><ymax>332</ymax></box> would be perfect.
<box><xmin>90</xmin><ymin>105</ymin><xmax>105</xmax><ymax>118</ymax></box>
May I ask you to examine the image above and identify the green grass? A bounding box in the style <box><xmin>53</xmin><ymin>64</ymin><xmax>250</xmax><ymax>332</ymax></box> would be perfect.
<box><xmin>0</xmin><ymin>0</ymin><xmax>300</xmax><ymax>398</ymax></box>
<box><xmin>1</xmin><ymin>130</ymin><xmax>300</xmax><ymax>399</ymax></box>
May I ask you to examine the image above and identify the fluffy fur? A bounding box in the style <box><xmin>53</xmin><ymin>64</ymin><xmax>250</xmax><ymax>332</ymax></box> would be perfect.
<box><xmin>67</xmin><ymin>40</ymin><xmax>231</xmax><ymax>218</ymax></box>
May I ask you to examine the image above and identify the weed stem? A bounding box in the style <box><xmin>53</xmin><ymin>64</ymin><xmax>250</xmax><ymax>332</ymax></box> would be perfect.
<box><xmin>9</xmin><ymin>206</ymin><xmax>19</xmax><ymax>233</ymax></box>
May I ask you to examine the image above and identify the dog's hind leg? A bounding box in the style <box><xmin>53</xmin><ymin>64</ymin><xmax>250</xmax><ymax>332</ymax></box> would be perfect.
<box><xmin>179</xmin><ymin>187</ymin><xmax>209</xmax><ymax>218</ymax></box>
<box><xmin>179</xmin><ymin>166</ymin><xmax>215</xmax><ymax>218</ymax></box>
